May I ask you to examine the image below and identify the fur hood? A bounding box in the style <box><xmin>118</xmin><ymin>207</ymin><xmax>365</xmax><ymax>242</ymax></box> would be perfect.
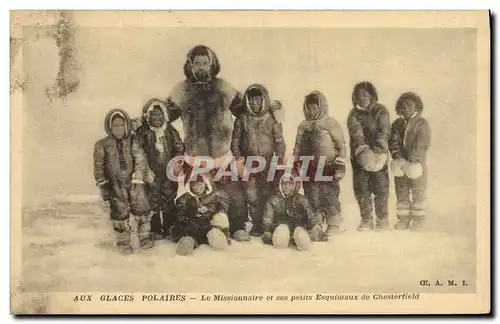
<box><xmin>183</xmin><ymin>45</ymin><xmax>221</xmax><ymax>84</ymax></box>
<box><xmin>351</xmin><ymin>81</ymin><xmax>379</xmax><ymax>109</ymax></box>
<box><xmin>395</xmin><ymin>92</ymin><xmax>424</xmax><ymax>116</ymax></box>
<box><xmin>278</xmin><ymin>173</ymin><xmax>302</xmax><ymax>197</ymax></box>
<box><xmin>141</xmin><ymin>98</ymin><xmax>171</xmax><ymax>124</ymax></box>
<box><xmin>184</xmin><ymin>171</ymin><xmax>214</xmax><ymax>198</ymax></box>
<box><xmin>243</xmin><ymin>84</ymin><xmax>272</xmax><ymax>117</ymax></box>
<box><xmin>104</xmin><ymin>108</ymin><xmax>132</xmax><ymax>139</ymax></box>
<box><xmin>303</xmin><ymin>91</ymin><xmax>329</xmax><ymax>121</ymax></box>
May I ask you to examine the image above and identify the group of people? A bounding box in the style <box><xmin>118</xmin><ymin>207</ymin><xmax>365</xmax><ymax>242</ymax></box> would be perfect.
<box><xmin>92</xmin><ymin>44</ymin><xmax>431</xmax><ymax>256</ymax></box>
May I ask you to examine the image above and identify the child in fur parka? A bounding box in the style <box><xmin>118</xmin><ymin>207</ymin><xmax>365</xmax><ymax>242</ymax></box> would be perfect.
<box><xmin>389</xmin><ymin>92</ymin><xmax>431</xmax><ymax>231</ymax></box>
<box><xmin>293</xmin><ymin>91</ymin><xmax>347</xmax><ymax>236</ymax></box>
<box><xmin>135</xmin><ymin>98</ymin><xmax>184</xmax><ymax>240</ymax></box>
<box><xmin>261</xmin><ymin>173</ymin><xmax>327</xmax><ymax>251</ymax></box>
<box><xmin>171</xmin><ymin>171</ymin><xmax>231</xmax><ymax>256</ymax></box>
<box><xmin>231</xmin><ymin>84</ymin><xmax>286</xmax><ymax>236</ymax></box>
<box><xmin>347</xmin><ymin>82</ymin><xmax>391</xmax><ymax>231</ymax></box>
<box><xmin>93</xmin><ymin>108</ymin><xmax>153</xmax><ymax>254</ymax></box>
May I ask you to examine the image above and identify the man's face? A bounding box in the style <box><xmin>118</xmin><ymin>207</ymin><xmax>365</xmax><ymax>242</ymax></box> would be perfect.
<box><xmin>400</xmin><ymin>99</ymin><xmax>417</xmax><ymax>120</ymax></box>
<box><xmin>110</xmin><ymin>117</ymin><xmax>126</xmax><ymax>139</ymax></box>
<box><xmin>281</xmin><ymin>180</ymin><xmax>295</xmax><ymax>196</ymax></box>
<box><xmin>306</xmin><ymin>103</ymin><xmax>321</xmax><ymax>119</ymax></box>
<box><xmin>149</xmin><ymin>106</ymin><xmax>165</xmax><ymax>127</ymax></box>
<box><xmin>355</xmin><ymin>88</ymin><xmax>372</xmax><ymax>109</ymax></box>
<box><xmin>248</xmin><ymin>95</ymin><xmax>263</xmax><ymax>113</ymax></box>
<box><xmin>190</xmin><ymin>181</ymin><xmax>206</xmax><ymax>196</ymax></box>
<box><xmin>192</xmin><ymin>55</ymin><xmax>211</xmax><ymax>82</ymax></box>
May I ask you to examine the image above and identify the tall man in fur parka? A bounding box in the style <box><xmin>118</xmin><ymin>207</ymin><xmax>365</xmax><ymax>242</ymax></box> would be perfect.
<box><xmin>293</xmin><ymin>91</ymin><xmax>347</xmax><ymax>236</ymax></box>
<box><xmin>165</xmin><ymin>45</ymin><xmax>252</xmax><ymax>242</ymax></box>
<box><xmin>231</xmin><ymin>84</ymin><xmax>286</xmax><ymax>236</ymax></box>
<box><xmin>135</xmin><ymin>98</ymin><xmax>185</xmax><ymax>240</ymax></box>
<box><xmin>93</xmin><ymin>109</ymin><xmax>153</xmax><ymax>254</ymax></box>
<box><xmin>171</xmin><ymin>172</ymin><xmax>231</xmax><ymax>256</ymax></box>
<box><xmin>389</xmin><ymin>92</ymin><xmax>431</xmax><ymax>231</ymax></box>
<box><xmin>347</xmin><ymin>82</ymin><xmax>391</xmax><ymax>232</ymax></box>
<box><xmin>261</xmin><ymin>174</ymin><xmax>327</xmax><ymax>251</ymax></box>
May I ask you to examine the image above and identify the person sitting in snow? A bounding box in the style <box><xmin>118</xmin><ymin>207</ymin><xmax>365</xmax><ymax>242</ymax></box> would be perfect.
<box><xmin>135</xmin><ymin>98</ymin><xmax>184</xmax><ymax>240</ymax></box>
<box><xmin>231</xmin><ymin>84</ymin><xmax>286</xmax><ymax>236</ymax></box>
<box><xmin>389</xmin><ymin>92</ymin><xmax>431</xmax><ymax>231</ymax></box>
<box><xmin>93</xmin><ymin>108</ymin><xmax>153</xmax><ymax>254</ymax></box>
<box><xmin>261</xmin><ymin>173</ymin><xmax>327</xmax><ymax>251</ymax></box>
<box><xmin>171</xmin><ymin>172</ymin><xmax>231</xmax><ymax>256</ymax></box>
<box><xmin>293</xmin><ymin>91</ymin><xmax>347</xmax><ymax>237</ymax></box>
<box><xmin>347</xmin><ymin>81</ymin><xmax>391</xmax><ymax>232</ymax></box>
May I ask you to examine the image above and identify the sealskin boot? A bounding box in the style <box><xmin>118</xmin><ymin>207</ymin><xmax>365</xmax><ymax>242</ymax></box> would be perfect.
<box><xmin>113</xmin><ymin>220</ymin><xmax>134</xmax><ymax>255</ymax></box>
<box><xmin>357</xmin><ymin>219</ymin><xmax>374</xmax><ymax>232</ymax></box>
<box><xmin>138</xmin><ymin>214</ymin><xmax>155</xmax><ymax>250</ymax></box>
<box><xmin>394</xmin><ymin>216</ymin><xmax>411</xmax><ymax>231</ymax></box>
<box><xmin>375</xmin><ymin>218</ymin><xmax>390</xmax><ymax>231</ymax></box>
<box><xmin>409</xmin><ymin>216</ymin><xmax>425</xmax><ymax>231</ymax></box>
<box><xmin>207</xmin><ymin>228</ymin><xmax>229</xmax><ymax>251</ymax></box>
<box><xmin>293</xmin><ymin>227</ymin><xmax>312</xmax><ymax>251</ymax></box>
<box><xmin>233</xmin><ymin>229</ymin><xmax>251</xmax><ymax>242</ymax></box>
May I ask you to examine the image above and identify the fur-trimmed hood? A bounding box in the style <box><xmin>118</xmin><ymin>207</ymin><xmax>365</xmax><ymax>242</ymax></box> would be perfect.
<box><xmin>395</xmin><ymin>92</ymin><xmax>424</xmax><ymax>116</ymax></box>
<box><xmin>243</xmin><ymin>84</ymin><xmax>272</xmax><ymax>117</ymax></box>
<box><xmin>183</xmin><ymin>45</ymin><xmax>221</xmax><ymax>84</ymax></box>
<box><xmin>141</xmin><ymin>98</ymin><xmax>171</xmax><ymax>124</ymax></box>
<box><xmin>351</xmin><ymin>81</ymin><xmax>379</xmax><ymax>109</ymax></box>
<box><xmin>104</xmin><ymin>108</ymin><xmax>132</xmax><ymax>139</ymax></box>
<box><xmin>184</xmin><ymin>172</ymin><xmax>214</xmax><ymax>198</ymax></box>
<box><xmin>278</xmin><ymin>173</ymin><xmax>302</xmax><ymax>198</ymax></box>
<box><xmin>303</xmin><ymin>91</ymin><xmax>329</xmax><ymax>120</ymax></box>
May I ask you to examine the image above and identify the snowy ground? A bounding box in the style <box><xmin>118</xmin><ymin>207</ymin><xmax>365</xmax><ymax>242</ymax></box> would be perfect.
<box><xmin>19</xmin><ymin>196</ymin><xmax>476</xmax><ymax>294</ymax></box>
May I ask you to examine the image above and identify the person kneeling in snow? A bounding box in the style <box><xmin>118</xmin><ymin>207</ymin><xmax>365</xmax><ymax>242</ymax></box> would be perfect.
<box><xmin>261</xmin><ymin>174</ymin><xmax>327</xmax><ymax>251</ymax></box>
<box><xmin>93</xmin><ymin>108</ymin><xmax>154</xmax><ymax>255</ymax></box>
<box><xmin>171</xmin><ymin>172</ymin><xmax>231</xmax><ymax>255</ymax></box>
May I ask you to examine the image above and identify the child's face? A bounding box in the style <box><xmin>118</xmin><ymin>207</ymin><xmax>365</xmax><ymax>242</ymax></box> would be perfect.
<box><xmin>190</xmin><ymin>181</ymin><xmax>206</xmax><ymax>196</ymax></box>
<box><xmin>110</xmin><ymin>117</ymin><xmax>126</xmax><ymax>139</ymax></box>
<box><xmin>400</xmin><ymin>99</ymin><xmax>417</xmax><ymax>120</ymax></box>
<box><xmin>281</xmin><ymin>181</ymin><xmax>295</xmax><ymax>196</ymax></box>
<box><xmin>248</xmin><ymin>95</ymin><xmax>263</xmax><ymax>113</ymax></box>
<box><xmin>192</xmin><ymin>55</ymin><xmax>211</xmax><ymax>82</ymax></box>
<box><xmin>306</xmin><ymin>103</ymin><xmax>321</xmax><ymax>119</ymax></box>
<box><xmin>355</xmin><ymin>88</ymin><xmax>372</xmax><ymax>108</ymax></box>
<box><xmin>149</xmin><ymin>107</ymin><xmax>165</xmax><ymax>127</ymax></box>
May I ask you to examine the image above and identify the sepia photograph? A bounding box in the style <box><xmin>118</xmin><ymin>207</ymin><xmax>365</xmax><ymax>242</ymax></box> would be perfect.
<box><xmin>10</xmin><ymin>10</ymin><xmax>490</xmax><ymax>314</ymax></box>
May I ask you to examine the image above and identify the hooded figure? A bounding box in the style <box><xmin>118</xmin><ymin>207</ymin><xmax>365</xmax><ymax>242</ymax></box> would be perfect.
<box><xmin>93</xmin><ymin>108</ymin><xmax>153</xmax><ymax>254</ymax></box>
<box><xmin>389</xmin><ymin>92</ymin><xmax>431</xmax><ymax>231</ymax></box>
<box><xmin>172</xmin><ymin>171</ymin><xmax>231</xmax><ymax>255</ymax></box>
<box><xmin>347</xmin><ymin>82</ymin><xmax>391</xmax><ymax>231</ymax></box>
<box><xmin>292</xmin><ymin>91</ymin><xmax>347</xmax><ymax>235</ymax></box>
<box><xmin>166</xmin><ymin>45</ymin><xmax>284</xmax><ymax>242</ymax></box>
<box><xmin>261</xmin><ymin>173</ymin><xmax>327</xmax><ymax>251</ymax></box>
<box><xmin>231</xmin><ymin>84</ymin><xmax>286</xmax><ymax>236</ymax></box>
<box><xmin>166</xmin><ymin>45</ymin><xmax>246</xmax><ymax>159</ymax></box>
<box><xmin>135</xmin><ymin>98</ymin><xmax>185</xmax><ymax>239</ymax></box>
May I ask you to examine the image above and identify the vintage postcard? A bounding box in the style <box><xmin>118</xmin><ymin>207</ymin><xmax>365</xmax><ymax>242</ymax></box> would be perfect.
<box><xmin>10</xmin><ymin>10</ymin><xmax>490</xmax><ymax>315</ymax></box>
